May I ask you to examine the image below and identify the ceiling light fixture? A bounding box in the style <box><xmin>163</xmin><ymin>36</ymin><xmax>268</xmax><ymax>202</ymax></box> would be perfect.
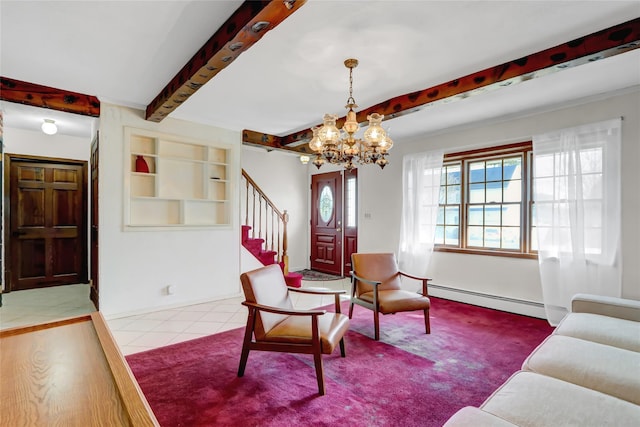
<box><xmin>309</xmin><ymin>58</ymin><xmax>393</xmax><ymax>170</ymax></box>
<box><xmin>41</xmin><ymin>119</ymin><xmax>58</xmax><ymax>135</ymax></box>
<box><xmin>299</xmin><ymin>155</ymin><xmax>310</xmax><ymax>165</ymax></box>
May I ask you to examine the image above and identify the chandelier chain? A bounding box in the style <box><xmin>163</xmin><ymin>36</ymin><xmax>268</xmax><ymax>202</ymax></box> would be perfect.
<box><xmin>347</xmin><ymin>66</ymin><xmax>355</xmax><ymax>105</ymax></box>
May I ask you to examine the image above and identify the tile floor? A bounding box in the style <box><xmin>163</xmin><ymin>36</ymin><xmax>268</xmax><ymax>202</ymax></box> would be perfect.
<box><xmin>0</xmin><ymin>278</ymin><xmax>352</xmax><ymax>356</ymax></box>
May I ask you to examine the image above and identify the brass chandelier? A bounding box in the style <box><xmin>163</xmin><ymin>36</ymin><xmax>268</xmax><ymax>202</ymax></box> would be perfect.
<box><xmin>309</xmin><ymin>58</ymin><xmax>393</xmax><ymax>170</ymax></box>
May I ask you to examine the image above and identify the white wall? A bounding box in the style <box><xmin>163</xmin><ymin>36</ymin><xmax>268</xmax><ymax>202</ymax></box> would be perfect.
<box><xmin>98</xmin><ymin>104</ymin><xmax>242</xmax><ymax>318</ymax></box>
<box><xmin>3</xmin><ymin>127</ymin><xmax>90</xmax><ymax>160</ymax></box>
<box><xmin>356</xmin><ymin>89</ymin><xmax>640</xmax><ymax>309</ymax></box>
<box><xmin>241</xmin><ymin>146</ymin><xmax>309</xmax><ymax>272</ymax></box>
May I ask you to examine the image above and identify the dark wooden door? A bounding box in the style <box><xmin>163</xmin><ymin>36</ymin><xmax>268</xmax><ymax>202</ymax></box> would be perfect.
<box><xmin>311</xmin><ymin>171</ymin><xmax>343</xmax><ymax>275</ymax></box>
<box><xmin>343</xmin><ymin>169</ymin><xmax>358</xmax><ymax>275</ymax></box>
<box><xmin>90</xmin><ymin>135</ymin><xmax>99</xmax><ymax>309</ymax></box>
<box><xmin>8</xmin><ymin>157</ymin><xmax>87</xmax><ymax>291</ymax></box>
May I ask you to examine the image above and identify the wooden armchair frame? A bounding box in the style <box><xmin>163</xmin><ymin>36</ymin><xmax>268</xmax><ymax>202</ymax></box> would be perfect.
<box><xmin>238</xmin><ymin>284</ymin><xmax>348</xmax><ymax>396</ymax></box>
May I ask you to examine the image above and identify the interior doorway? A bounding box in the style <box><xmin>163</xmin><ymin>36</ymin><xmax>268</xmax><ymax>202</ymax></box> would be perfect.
<box><xmin>90</xmin><ymin>135</ymin><xmax>99</xmax><ymax>309</ymax></box>
<box><xmin>310</xmin><ymin>169</ymin><xmax>358</xmax><ymax>276</ymax></box>
<box><xmin>4</xmin><ymin>154</ymin><xmax>88</xmax><ymax>292</ymax></box>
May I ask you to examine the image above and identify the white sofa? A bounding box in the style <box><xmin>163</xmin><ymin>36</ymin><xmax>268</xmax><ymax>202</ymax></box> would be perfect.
<box><xmin>444</xmin><ymin>294</ymin><xmax>640</xmax><ymax>426</ymax></box>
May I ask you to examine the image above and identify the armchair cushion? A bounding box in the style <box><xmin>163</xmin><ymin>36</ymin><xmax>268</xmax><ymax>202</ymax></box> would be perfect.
<box><xmin>265</xmin><ymin>313</ymin><xmax>350</xmax><ymax>353</ymax></box>
<box><xmin>359</xmin><ymin>290</ymin><xmax>430</xmax><ymax>314</ymax></box>
<box><xmin>240</xmin><ymin>263</ymin><xmax>294</xmax><ymax>340</ymax></box>
<box><xmin>352</xmin><ymin>252</ymin><xmax>403</xmax><ymax>296</ymax></box>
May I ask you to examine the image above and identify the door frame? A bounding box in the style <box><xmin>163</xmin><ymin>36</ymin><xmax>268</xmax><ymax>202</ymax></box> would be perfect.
<box><xmin>3</xmin><ymin>153</ymin><xmax>89</xmax><ymax>292</ymax></box>
<box><xmin>90</xmin><ymin>134</ymin><xmax>99</xmax><ymax>309</ymax></box>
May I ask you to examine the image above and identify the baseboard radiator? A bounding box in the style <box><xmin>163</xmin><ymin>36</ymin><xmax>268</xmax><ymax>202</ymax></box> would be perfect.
<box><xmin>428</xmin><ymin>283</ymin><xmax>547</xmax><ymax>319</ymax></box>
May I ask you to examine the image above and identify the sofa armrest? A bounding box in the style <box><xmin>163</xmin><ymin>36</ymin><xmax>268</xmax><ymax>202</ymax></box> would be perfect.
<box><xmin>571</xmin><ymin>293</ymin><xmax>640</xmax><ymax>322</ymax></box>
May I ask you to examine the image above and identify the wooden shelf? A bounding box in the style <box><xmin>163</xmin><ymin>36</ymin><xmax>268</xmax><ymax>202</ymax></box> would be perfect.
<box><xmin>124</xmin><ymin>127</ymin><xmax>231</xmax><ymax>229</ymax></box>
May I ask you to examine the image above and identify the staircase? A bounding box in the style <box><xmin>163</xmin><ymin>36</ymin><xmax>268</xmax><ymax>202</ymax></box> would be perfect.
<box><xmin>241</xmin><ymin>170</ymin><xmax>302</xmax><ymax>288</ymax></box>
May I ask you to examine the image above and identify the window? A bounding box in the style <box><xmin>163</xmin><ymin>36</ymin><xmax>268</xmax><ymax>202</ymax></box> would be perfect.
<box><xmin>436</xmin><ymin>163</ymin><xmax>461</xmax><ymax>245</ymax></box>
<box><xmin>435</xmin><ymin>142</ymin><xmax>535</xmax><ymax>258</ymax></box>
<box><xmin>532</xmin><ymin>145</ymin><xmax>605</xmax><ymax>256</ymax></box>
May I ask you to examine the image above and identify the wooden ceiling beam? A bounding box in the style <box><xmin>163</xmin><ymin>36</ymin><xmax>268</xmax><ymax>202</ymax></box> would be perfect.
<box><xmin>0</xmin><ymin>77</ymin><xmax>100</xmax><ymax>117</ymax></box>
<box><xmin>146</xmin><ymin>0</ymin><xmax>307</xmax><ymax>122</ymax></box>
<box><xmin>257</xmin><ymin>17</ymin><xmax>639</xmax><ymax>147</ymax></box>
<box><xmin>242</xmin><ymin>129</ymin><xmax>311</xmax><ymax>155</ymax></box>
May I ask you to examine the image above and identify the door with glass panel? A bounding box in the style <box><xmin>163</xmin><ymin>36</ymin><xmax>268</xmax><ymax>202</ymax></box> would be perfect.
<box><xmin>310</xmin><ymin>170</ymin><xmax>358</xmax><ymax>276</ymax></box>
<box><xmin>311</xmin><ymin>171</ymin><xmax>343</xmax><ymax>275</ymax></box>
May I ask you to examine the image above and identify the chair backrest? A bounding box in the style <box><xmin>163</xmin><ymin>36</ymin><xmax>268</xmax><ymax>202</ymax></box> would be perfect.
<box><xmin>240</xmin><ymin>264</ymin><xmax>294</xmax><ymax>340</ymax></box>
<box><xmin>351</xmin><ymin>253</ymin><xmax>402</xmax><ymax>297</ymax></box>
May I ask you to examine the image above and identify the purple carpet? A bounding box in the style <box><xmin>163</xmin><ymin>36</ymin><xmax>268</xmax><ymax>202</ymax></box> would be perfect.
<box><xmin>126</xmin><ymin>297</ymin><xmax>553</xmax><ymax>426</ymax></box>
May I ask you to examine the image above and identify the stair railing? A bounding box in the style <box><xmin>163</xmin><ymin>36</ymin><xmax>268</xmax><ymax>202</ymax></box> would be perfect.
<box><xmin>241</xmin><ymin>169</ymin><xmax>289</xmax><ymax>274</ymax></box>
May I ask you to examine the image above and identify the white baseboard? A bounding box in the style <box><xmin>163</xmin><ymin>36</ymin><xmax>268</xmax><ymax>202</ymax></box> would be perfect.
<box><xmin>429</xmin><ymin>284</ymin><xmax>547</xmax><ymax>320</ymax></box>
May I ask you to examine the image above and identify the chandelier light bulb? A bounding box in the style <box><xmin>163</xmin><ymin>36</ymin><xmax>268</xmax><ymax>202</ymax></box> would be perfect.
<box><xmin>41</xmin><ymin>119</ymin><xmax>58</xmax><ymax>135</ymax></box>
<box><xmin>318</xmin><ymin>114</ymin><xmax>340</xmax><ymax>144</ymax></box>
<box><xmin>309</xmin><ymin>126</ymin><xmax>324</xmax><ymax>152</ymax></box>
<box><xmin>364</xmin><ymin>113</ymin><xmax>386</xmax><ymax>145</ymax></box>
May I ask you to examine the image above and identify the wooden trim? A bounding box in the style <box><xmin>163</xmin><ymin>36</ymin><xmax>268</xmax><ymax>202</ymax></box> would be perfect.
<box><xmin>445</xmin><ymin>141</ymin><xmax>532</xmax><ymax>160</ymax></box>
<box><xmin>0</xmin><ymin>314</ymin><xmax>91</xmax><ymax>338</ymax></box>
<box><xmin>91</xmin><ymin>312</ymin><xmax>160</xmax><ymax>426</ymax></box>
<box><xmin>277</xmin><ymin>18</ymin><xmax>640</xmax><ymax>145</ymax></box>
<box><xmin>435</xmin><ymin>246</ymin><xmax>538</xmax><ymax>260</ymax></box>
<box><xmin>0</xmin><ymin>77</ymin><xmax>100</xmax><ymax>117</ymax></box>
<box><xmin>146</xmin><ymin>0</ymin><xmax>307</xmax><ymax>122</ymax></box>
<box><xmin>241</xmin><ymin>129</ymin><xmax>311</xmax><ymax>154</ymax></box>
<box><xmin>0</xmin><ymin>313</ymin><xmax>159</xmax><ymax>426</ymax></box>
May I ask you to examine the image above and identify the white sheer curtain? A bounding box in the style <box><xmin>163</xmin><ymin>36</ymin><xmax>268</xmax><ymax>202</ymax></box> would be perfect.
<box><xmin>398</xmin><ymin>149</ymin><xmax>444</xmax><ymax>277</ymax></box>
<box><xmin>532</xmin><ymin>118</ymin><xmax>622</xmax><ymax>325</ymax></box>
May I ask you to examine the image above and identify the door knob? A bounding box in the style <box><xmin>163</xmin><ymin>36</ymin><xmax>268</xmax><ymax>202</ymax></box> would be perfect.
<box><xmin>336</xmin><ymin>228</ymin><xmax>342</xmax><ymax>232</ymax></box>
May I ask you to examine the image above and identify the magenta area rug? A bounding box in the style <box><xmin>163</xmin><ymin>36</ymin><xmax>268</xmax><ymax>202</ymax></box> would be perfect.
<box><xmin>126</xmin><ymin>297</ymin><xmax>553</xmax><ymax>427</ymax></box>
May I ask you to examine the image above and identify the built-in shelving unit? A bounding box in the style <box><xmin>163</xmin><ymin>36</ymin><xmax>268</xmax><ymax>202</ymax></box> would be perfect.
<box><xmin>124</xmin><ymin>127</ymin><xmax>231</xmax><ymax>229</ymax></box>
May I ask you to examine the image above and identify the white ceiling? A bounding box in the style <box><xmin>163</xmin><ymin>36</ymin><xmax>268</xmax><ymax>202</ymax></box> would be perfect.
<box><xmin>1</xmin><ymin>1</ymin><xmax>639</xmax><ymax>143</ymax></box>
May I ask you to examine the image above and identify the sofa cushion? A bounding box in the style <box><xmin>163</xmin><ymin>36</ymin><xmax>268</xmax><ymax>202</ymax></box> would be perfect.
<box><xmin>522</xmin><ymin>335</ymin><xmax>640</xmax><ymax>405</ymax></box>
<box><xmin>443</xmin><ymin>407</ymin><xmax>517</xmax><ymax>427</ymax></box>
<box><xmin>480</xmin><ymin>371</ymin><xmax>640</xmax><ymax>426</ymax></box>
<box><xmin>554</xmin><ymin>312</ymin><xmax>640</xmax><ymax>352</ymax></box>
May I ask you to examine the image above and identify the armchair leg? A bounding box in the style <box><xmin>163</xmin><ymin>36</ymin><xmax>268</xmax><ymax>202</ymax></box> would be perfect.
<box><xmin>339</xmin><ymin>338</ymin><xmax>346</xmax><ymax>357</ymax></box>
<box><xmin>313</xmin><ymin>351</ymin><xmax>326</xmax><ymax>396</ymax></box>
<box><xmin>237</xmin><ymin>344</ymin><xmax>250</xmax><ymax>377</ymax></box>
<box><xmin>374</xmin><ymin>310</ymin><xmax>380</xmax><ymax>341</ymax></box>
<box><xmin>348</xmin><ymin>302</ymin><xmax>354</xmax><ymax>319</ymax></box>
<box><xmin>238</xmin><ymin>309</ymin><xmax>256</xmax><ymax>377</ymax></box>
<box><xmin>424</xmin><ymin>308</ymin><xmax>431</xmax><ymax>334</ymax></box>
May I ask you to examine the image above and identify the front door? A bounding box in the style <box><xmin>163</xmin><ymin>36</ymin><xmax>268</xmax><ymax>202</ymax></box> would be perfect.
<box><xmin>7</xmin><ymin>156</ymin><xmax>88</xmax><ymax>291</ymax></box>
<box><xmin>311</xmin><ymin>171</ymin><xmax>343</xmax><ymax>275</ymax></box>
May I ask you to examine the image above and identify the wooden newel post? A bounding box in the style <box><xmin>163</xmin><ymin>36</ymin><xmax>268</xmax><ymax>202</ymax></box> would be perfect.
<box><xmin>282</xmin><ymin>210</ymin><xmax>289</xmax><ymax>275</ymax></box>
